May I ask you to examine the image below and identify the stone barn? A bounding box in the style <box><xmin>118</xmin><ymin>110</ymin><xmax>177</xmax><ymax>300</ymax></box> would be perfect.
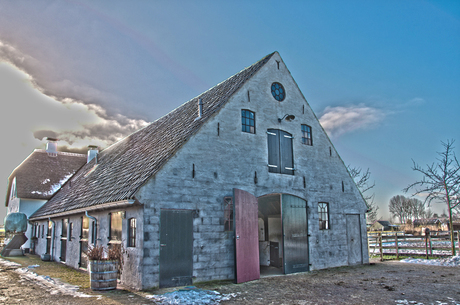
<box><xmin>28</xmin><ymin>52</ymin><xmax>369</xmax><ymax>289</ymax></box>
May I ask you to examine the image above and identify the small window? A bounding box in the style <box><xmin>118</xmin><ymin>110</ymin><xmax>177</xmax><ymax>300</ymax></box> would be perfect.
<box><xmin>301</xmin><ymin>125</ymin><xmax>312</xmax><ymax>145</ymax></box>
<box><xmin>318</xmin><ymin>202</ymin><xmax>330</xmax><ymax>230</ymax></box>
<box><xmin>223</xmin><ymin>196</ymin><xmax>233</xmax><ymax>231</ymax></box>
<box><xmin>128</xmin><ymin>218</ymin><xmax>136</xmax><ymax>247</ymax></box>
<box><xmin>241</xmin><ymin>110</ymin><xmax>255</xmax><ymax>134</ymax></box>
<box><xmin>110</xmin><ymin>212</ymin><xmax>123</xmax><ymax>242</ymax></box>
<box><xmin>62</xmin><ymin>219</ymin><xmax>68</xmax><ymax>238</ymax></box>
<box><xmin>69</xmin><ymin>223</ymin><xmax>73</xmax><ymax>240</ymax></box>
<box><xmin>271</xmin><ymin>82</ymin><xmax>286</xmax><ymax>101</ymax></box>
<box><xmin>91</xmin><ymin>220</ymin><xmax>97</xmax><ymax>244</ymax></box>
<box><xmin>81</xmin><ymin>216</ymin><xmax>89</xmax><ymax>240</ymax></box>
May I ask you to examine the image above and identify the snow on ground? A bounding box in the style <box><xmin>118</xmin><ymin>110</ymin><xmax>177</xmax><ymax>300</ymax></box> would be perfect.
<box><xmin>0</xmin><ymin>258</ymin><xmax>100</xmax><ymax>299</ymax></box>
<box><xmin>145</xmin><ymin>287</ymin><xmax>239</xmax><ymax>305</ymax></box>
<box><xmin>395</xmin><ymin>297</ymin><xmax>459</xmax><ymax>305</ymax></box>
<box><xmin>400</xmin><ymin>255</ymin><xmax>460</xmax><ymax>267</ymax></box>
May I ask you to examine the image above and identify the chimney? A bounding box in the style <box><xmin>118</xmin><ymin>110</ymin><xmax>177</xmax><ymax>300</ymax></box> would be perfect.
<box><xmin>45</xmin><ymin>137</ymin><xmax>58</xmax><ymax>157</ymax></box>
<box><xmin>87</xmin><ymin>145</ymin><xmax>99</xmax><ymax>163</ymax></box>
<box><xmin>198</xmin><ymin>98</ymin><xmax>203</xmax><ymax>118</ymax></box>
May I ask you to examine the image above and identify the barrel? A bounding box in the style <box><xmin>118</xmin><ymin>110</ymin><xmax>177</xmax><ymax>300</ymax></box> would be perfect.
<box><xmin>89</xmin><ymin>260</ymin><xmax>118</xmax><ymax>290</ymax></box>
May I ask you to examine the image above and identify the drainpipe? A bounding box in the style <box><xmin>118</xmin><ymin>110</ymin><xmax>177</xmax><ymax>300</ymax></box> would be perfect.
<box><xmin>85</xmin><ymin>211</ymin><xmax>97</xmax><ymax>245</ymax></box>
<box><xmin>49</xmin><ymin>218</ymin><xmax>55</xmax><ymax>260</ymax></box>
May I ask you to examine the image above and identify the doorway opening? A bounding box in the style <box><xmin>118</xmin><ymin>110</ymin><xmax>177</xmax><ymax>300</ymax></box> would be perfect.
<box><xmin>257</xmin><ymin>194</ymin><xmax>283</xmax><ymax>277</ymax></box>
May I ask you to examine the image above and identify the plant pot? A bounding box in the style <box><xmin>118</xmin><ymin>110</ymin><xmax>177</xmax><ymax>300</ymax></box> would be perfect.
<box><xmin>89</xmin><ymin>260</ymin><xmax>118</xmax><ymax>290</ymax></box>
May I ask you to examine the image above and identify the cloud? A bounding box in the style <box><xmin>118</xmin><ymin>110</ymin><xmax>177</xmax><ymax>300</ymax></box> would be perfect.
<box><xmin>0</xmin><ymin>51</ymin><xmax>149</xmax><ymax>153</ymax></box>
<box><xmin>319</xmin><ymin>104</ymin><xmax>385</xmax><ymax>138</ymax></box>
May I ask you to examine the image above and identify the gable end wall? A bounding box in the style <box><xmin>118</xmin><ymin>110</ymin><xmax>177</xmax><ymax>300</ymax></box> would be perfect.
<box><xmin>136</xmin><ymin>53</ymin><xmax>368</xmax><ymax>288</ymax></box>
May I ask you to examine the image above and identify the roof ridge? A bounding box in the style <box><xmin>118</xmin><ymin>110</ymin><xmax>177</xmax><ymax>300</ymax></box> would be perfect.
<box><xmin>34</xmin><ymin>149</ymin><xmax>86</xmax><ymax>157</ymax></box>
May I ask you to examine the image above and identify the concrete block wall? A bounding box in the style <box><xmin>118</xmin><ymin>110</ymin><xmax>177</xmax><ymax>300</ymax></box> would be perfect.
<box><xmin>136</xmin><ymin>53</ymin><xmax>369</xmax><ymax>289</ymax></box>
<box><xmin>31</xmin><ymin>205</ymin><xmax>143</xmax><ymax>290</ymax></box>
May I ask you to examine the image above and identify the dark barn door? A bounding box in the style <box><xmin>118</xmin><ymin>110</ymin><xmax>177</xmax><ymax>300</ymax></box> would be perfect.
<box><xmin>233</xmin><ymin>188</ymin><xmax>259</xmax><ymax>283</ymax></box>
<box><xmin>346</xmin><ymin>214</ymin><xmax>363</xmax><ymax>265</ymax></box>
<box><xmin>159</xmin><ymin>209</ymin><xmax>193</xmax><ymax>288</ymax></box>
<box><xmin>282</xmin><ymin>194</ymin><xmax>309</xmax><ymax>274</ymax></box>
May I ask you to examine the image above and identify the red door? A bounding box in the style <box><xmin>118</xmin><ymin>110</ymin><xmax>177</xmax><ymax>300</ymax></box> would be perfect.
<box><xmin>233</xmin><ymin>188</ymin><xmax>260</xmax><ymax>283</ymax></box>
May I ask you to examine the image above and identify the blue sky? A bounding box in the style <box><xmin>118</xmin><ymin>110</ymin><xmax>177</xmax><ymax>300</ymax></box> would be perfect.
<box><xmin>0</xmin><ymin>0</ymin><xmax>459</xmax><ymax>223</ymax></box>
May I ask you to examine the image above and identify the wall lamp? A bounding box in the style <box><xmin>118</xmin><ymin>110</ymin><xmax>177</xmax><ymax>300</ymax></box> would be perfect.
<box><xmin>278</xmin><ymin>114</ymin><xmax>296</xmax><ymax>123</ymax></box>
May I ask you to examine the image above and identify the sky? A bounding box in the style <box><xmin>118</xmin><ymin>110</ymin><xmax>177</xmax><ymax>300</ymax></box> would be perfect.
<box><xmin>0</xmin><ymin>0</ymin><xmax>459</xmax><ymax>224</ymax></box>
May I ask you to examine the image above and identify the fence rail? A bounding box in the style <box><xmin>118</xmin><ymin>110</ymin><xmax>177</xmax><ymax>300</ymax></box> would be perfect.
<box><xmin>368</xmin><ymin>231</ymin><xmax>460</xmax><ymax>260</ymax></box>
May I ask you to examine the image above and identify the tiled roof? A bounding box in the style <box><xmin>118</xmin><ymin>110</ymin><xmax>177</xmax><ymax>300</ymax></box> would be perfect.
<box><xmin>5</xmin><ymin>150</ymin><xmax>87</xmax><ymax>206</ymax></box>
<box><xmin>30</xmin><ymin>52</ymin><xmax>275</xmax><ymax>218</ymax></box>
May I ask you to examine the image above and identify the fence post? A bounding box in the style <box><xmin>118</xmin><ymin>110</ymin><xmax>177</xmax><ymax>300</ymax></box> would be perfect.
<box><xmin>457</xmin><ymin>231</ymin><xmax>460</xmax><ymax>253</ymax></box>
<box><xmin>424</xmin><ymin>228</ymin><xmax>430</xmax><ymax>259</ymax></box>
<box><xmin>379</xmin><ymin>232</ymin><xmax>383</xmax><ymax>261</ymax></box>
<box><xmin>395</xmin><ymin>233</ymin><xmax>399</xmax><ymax>260</ymax></box>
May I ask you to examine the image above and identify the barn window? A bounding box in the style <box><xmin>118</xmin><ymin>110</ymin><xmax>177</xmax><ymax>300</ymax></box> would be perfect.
<box><xmin>91</xmin><ymin>220</ymin><xmax>97</xmax><ymax>244</ymax></box>
<box><xmin>223</xmin><ymin>196</ymin><xmax>233</xmax><ymax>231</ymax></box>
<box><xmin>128</xmin><ymin>218</ymin><xmax>136</xmax><ymax>247</ymax></box>
<box><xmin>241</xmin><ymin>110</ymin><xmax>255</xmax><ymax>134</ymax></box>
<box><xmin>81</xmin><ymin>216</ymin><xmax>89</xmax><ymax>240</ymax></box>
<box><xmin>109</xmin><ymin>212</ymin><xmax>123</xmax><ymax>242</ymax></box>
<box><xmin>301</xmin><ymin>124</ymin><xmax>312</xmax><ymax>145</ymax></box>
<box><xmin>46</xmin><ymin>221</ymin><xmax>52</xmax><ymax>254</ymax></box>
<box><xmin>318</xmin><ymin>202</ymin><xmax>330</xmax><ymax>230</ymax></box>
<box><xmin>267</xmin><ymin>129</ymin><xmax>294</xmax><ymax>175</ymax></box>
<box><xmin>62</xmin><ymin>219</ymin><xmax>68</xmax><ymax>238</ymax></box>
<box><xmin>69</xmin><ymin>223</ymin><xmax>73</xmax><ymax>240</ymax></box>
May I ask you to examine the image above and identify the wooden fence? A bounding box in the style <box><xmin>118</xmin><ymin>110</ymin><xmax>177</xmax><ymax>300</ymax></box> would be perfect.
<box><xmin>368</xmin><ymin>231</ymin><xmax>460</xmax><ymax>261</ymax></box>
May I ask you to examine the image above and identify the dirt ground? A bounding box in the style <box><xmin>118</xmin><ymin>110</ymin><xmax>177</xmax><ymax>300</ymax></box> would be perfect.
<box><xmin>0</xmin><ymin>256</ymin><xmax>459</xmax><ymax>304</ymax></box>
<box><xmin>209</xmin><ymin>259</ymin><xmax>460</xmax><ymax>305</ymax></box>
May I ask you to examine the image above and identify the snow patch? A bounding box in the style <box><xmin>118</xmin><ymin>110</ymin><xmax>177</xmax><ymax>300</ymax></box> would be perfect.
<box><xmin>145</xmin><ymin>287</ymin><xmax>239</xmax><ymax>305</ymax></box>
<box><xmin>400</xmin><ymin>255</ymin><xmax>460</xmax><ymax>267</ymax></box>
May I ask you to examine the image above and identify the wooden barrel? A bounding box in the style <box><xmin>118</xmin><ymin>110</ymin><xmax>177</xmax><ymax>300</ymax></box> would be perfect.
<box><xmin>89</xmin><ymin>260</ymin><xmax>118</xmax><ymax>290</ymax></box>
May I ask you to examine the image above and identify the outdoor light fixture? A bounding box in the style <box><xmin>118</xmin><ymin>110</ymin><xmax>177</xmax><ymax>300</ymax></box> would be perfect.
<box><xmin>278</xmin><ymin>114</ymin><xmax>296</xmax><ymax>123</ymax></box>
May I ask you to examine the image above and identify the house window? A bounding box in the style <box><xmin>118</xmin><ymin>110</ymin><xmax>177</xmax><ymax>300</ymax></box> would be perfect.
<box><xmin>241</xmin><ymin>110</ymin><xmax>255</xmax><ymax>134</ymax></box>
<box><xmin>109</xmin><ymin>212</ymin><xmax>123</xmax><ymax>242</ymax></box>
<box><xmin>318</xmin><ymin>202</ymin><xmax>330</xmax><ymax>230</ymax></box>
<box><xmin>267</xmin><ymin>129</ymin><xmax>294</xmax><ymax>175</ymax></box>
<box><xmin>301</xmin><ymin>124</ymin><xmax>312</xmax><ymax>145</ymax></box>
<box><xmin>128</xmin><ymin>218</ymin><xmax>136</xmax><ymax>247</ymax></box>
<box><xmin>223</xmin><ymin>196</ymin><xmax>233</xmax><ymax>231</ymax></box>
<box><xmin>41</xmin><ymin>225</ymin><xmax>44</xmax><ymax>238</ymax></box>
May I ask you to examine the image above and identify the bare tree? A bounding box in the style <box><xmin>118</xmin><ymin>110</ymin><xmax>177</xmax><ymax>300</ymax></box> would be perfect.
<box><xmin>404</xmin><ymin>139</ymin><xmax>460</xmax><ymax>255</ymax></box>
<box><xmin>389</xmin><ymin>195</ymin><xmax>407</xmax><ymax>223</ymax></box>
<box><xmin>348</xmin><ymin>166</ymin><xmax>378</xmax><ymax>223</ymax></box>
<box><xmin>389</xmin><ymin>195</ymin><xmax>426</xmax><ymax>224</ymax></box>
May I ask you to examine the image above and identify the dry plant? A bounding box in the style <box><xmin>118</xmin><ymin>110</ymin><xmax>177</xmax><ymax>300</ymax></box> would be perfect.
<box><xmin>86</xmin><ymin>244</ymin><xmax>105</xmax><ymax>261</ymax></box>
<box><xmin>108</xmin><ymin>243</ymin><xmax>125</xmax><ymax>275</ymax></box>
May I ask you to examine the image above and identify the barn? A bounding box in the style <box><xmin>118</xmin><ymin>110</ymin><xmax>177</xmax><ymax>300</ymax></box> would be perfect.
<box><xmin>27</xmin><ymin>52</ymin><xmax>369</xmax><ymax>289</ymax></box>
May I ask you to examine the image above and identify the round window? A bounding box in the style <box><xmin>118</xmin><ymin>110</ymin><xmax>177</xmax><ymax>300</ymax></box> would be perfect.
<box><xmin>271</xmin><ymin>82</ymin><xmax>285</xmax><ymax>101</ymax></box>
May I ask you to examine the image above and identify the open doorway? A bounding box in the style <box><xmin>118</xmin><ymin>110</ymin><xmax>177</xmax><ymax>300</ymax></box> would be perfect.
<box><xmin>258</xmin><ymin>194</ymin><xmax>284</xmax><ymax>277</ymax></box>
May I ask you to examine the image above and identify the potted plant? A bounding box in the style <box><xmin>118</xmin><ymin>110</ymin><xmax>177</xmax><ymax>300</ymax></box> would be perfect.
<box><xmin>87</xmin><ymin>244</ymin><xmax>122</xmax><ymax>291</ymax></box>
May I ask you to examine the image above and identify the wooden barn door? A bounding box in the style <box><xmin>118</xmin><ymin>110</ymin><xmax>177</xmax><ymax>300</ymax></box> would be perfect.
<box><xmin>282</xmin><ymin>194</ymin><xmax>309</xmax><ymax>274</ymax></box>
<box><xmin>159</xmin><ymin>210</ymin><xmax>193</xmax><ymax>288</ymax></box>
<box><xmin>346</xmin><ymin>214</ymin><xmax>363</xmax><ymax>265</ymax></box>
<box><xmin>233</xmin><ymin>188</ymin><xmax>260</xmax><ymax>283</ymax></box>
